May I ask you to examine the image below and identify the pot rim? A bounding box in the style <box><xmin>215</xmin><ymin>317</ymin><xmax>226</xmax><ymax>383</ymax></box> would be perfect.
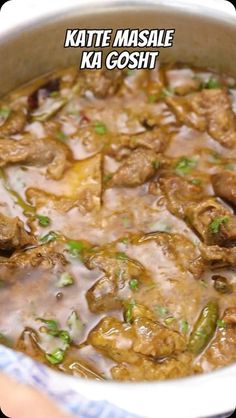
<box><xmin>0</xmin><ymin>0</ymin><xmax>236</xmax><ymax>42</ymax></box>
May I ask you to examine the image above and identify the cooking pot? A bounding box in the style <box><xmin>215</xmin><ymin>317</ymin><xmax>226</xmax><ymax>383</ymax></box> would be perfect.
<box><xmin>0</xmin><ymin>1</ymin><xmax>236</xmax><ymax>417</ymax></box>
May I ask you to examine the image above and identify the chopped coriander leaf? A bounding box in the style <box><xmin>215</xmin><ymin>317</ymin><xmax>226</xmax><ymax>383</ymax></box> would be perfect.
<box><xmin>129</xmin><ymin>278</ymin><xmax>139</xmax><ymax>290</ymax></box>
<box><xmin>205</xmin><ymin>77</ymin><xmax>220</xmax><ymax>89</ymax></box>
<box><xmin>103</xmin><ymin>173</ymin><xmax>113</xmax><ymax>183</ymax></box>
<box><xmin>58</xmin><ymin>330</ymin><xmax>71</xmax><ymax>345</ymax></box>
<box><xmin>94</xmin><ymin>121</ymin><xmax>107</xmax><ymax>135</ymax></box>
<box><xmin>120</xmin><ymin>237</ymin><xmax>129</xmax><ymax>245</ymax></box>
<box><xmin>155</xmin><ymin>305</ymin><xmax>169</xmax><ymax>317</ymax></box>
<box><xmin>217</xmin><ymin>319</ymin><xmax>227</xmax><ymax>329</ymax></box>
<box><xmin>40</xmin><ymin>231</ymin><xmax>59</xmax><ymax>244</ymax></box>
<box><xmin>38</xmin><ymin>318</ymin><xmax>71</xmax><ymax>345</ymax></box>
<box><xmin>160</xmin><ymin>87</ymin><xmax>172</xmax><ymax>98</ymax></box>
<box><xmin>57</xmin><ymin>272</ymin><xmax>74</xmax><ymax>288</ymax></box>
<box><xmin>50</xmin><ymin>91</ymin><xmax>60</xmax><ymax>97</ymax></box>
<box><xmin>148</xmin><ymin>94</ymin><xmax>158</xmax><ymax>103</ymax></box>
<box><xmin>37</xmin><ymin>318</ymin><xmax>58</xmax><ymax>330</ymax></box>
<box><xmin>116</xmin><ymin>251</ymin><xmax>128</xmax><ymax>260</ymax></box>
<box><xmin>45</xmin><ymin>348</ymin><xmax>65</xmax><ymax>365</ymax></box>
<box><xmin>152</xmin><ymin>160</ymin><xmax>160</xmax><ymax>170</ymax></box>
<box><xmin>56</xmin><ymin>131</ymin><xmax>68</xmax><ymax>141</ymax></box>
<box><xmin>0</xmin><ymin>107</ymin><xmax>11</xmax><ymax>119</ymax></box>
<box><xmin>209</xmin><ymin>216</ymin><xmax>230</xmax><ymax>234</ymax></box>
<box><xmin>124</xmin><ymin>299</ymin><xmax>136</xmax><ymax>322</ymax></box>
<box><xmin>164</xmin><ymin>316</ymin><xmax>176</xmax><ymax>326</ymax></box>
<box><xmin>36</xmin><ymin>214</ymin><xmax>51</xmax><ymax>227</ymax></box>
<box><xmin>125</xmin><ymin>69</ymin><xmax>133</xmax><ymax>76</ymax></box>
<box><xmin>191</xmin><ymin>178</ymin><xmax>202</xmax><ymax>186</ymax></box>
<box><xmin>66</xmin><ymin>240</ymin><xmax>84</xmax><ymax>257</ymax></box>
<box><xmin>180</xmin><ymin>320</ymin><xmax>189</xmax><ymax>333</ymax></box>
<box><xmin>175</xmin><ymin>157</ymin><xmax>197</xmax><ymax>176</ymax></box>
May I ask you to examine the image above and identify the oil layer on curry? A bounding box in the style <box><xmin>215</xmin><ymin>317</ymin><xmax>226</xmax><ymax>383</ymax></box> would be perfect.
<box><xmin>0</xmin><ymin>63</ymin><xmax>236</xmax><ymax>381</ymax></box>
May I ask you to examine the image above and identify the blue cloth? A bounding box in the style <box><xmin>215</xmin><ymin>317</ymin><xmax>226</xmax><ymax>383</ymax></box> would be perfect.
<box><xmin>0</xmin><ymin>345</ymin><xmax>140</xmax><ymax>418</ymax></box>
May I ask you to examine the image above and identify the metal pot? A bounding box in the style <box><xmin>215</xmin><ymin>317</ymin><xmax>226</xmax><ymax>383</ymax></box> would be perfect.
<box><xmin>0</xmin><ymin>1</ymin><xmax>235</xmax><ymax>417</ymax></box>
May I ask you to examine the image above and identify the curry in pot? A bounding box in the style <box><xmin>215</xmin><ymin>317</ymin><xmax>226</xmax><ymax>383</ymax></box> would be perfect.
<box><xmin>0</xmin><ymin>64</ymin><xmax>236</xmax><ymax>381</ymax></box>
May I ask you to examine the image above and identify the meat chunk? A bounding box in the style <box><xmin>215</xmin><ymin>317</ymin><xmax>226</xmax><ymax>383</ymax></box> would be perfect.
<box><xmin>159</xmin><ymin>172</ymin><xmax>236</xmax><ymax>249</ymax></box>
<box><xmin>88</xmin><ymin>317</ymin><xmax>139</xmax><ymax>363</ymax></box>
<box><xmin>212</xmin><ymin>171</ymin><xmax>236</xmax><ymax>207</ymax></box>
<box><xmin>0</xmin><ymin>109</ymin><xmax>27</xmax><ymax>136</ymax></box>
<box><xmin>200</xmin><ymin>244</ymin><xmax>236</xmax><ymax>269</ymax></box>
<box><xmin>108</xmin><ymin>127</ymin><xmax>170</xmax><ymax>160</ymax></box>
<box><xmin>160</xmin><ymin>176</ymin><xmax>205</xmax><ymax>219</ymax></box>
<box><xmin>129</xmin><ymin>303</ymin><xmax>156</xmax><ymax>322</ymax></box>
<box><xmin>185</xmin><ymin>198</ymin><xmax>236</xmax><ymax>246</ymax></box>
<box><xmin>88</xmin><ymin>316</ymin><xmax>186</xmax><ymax>363</ymax></box>
<box><xmin>136</xmin><ymin>232</ymin><xmax>205</xmax><ymax>279</ymax></box>
<box><xmin>86</xmin><ymin>276</ymin><xmax>122</xmax><ymax>313</ymax></box>
<box><xmin>84</xmin><ymin>248</ymin><xmax>144</xmax><ymax>279</ymax></box>
<box><xmin>0</xmin><ymin>213</ymin><xmax>36</xmax><ymax>252</ymax></box>
<box><xmin>110</xmin><ymin>148</ymin><xmax>158</xmax><ymax>187</ymax></box>
<box><xmin>166</xmin><ymin>92</ymin><xmax>205</xmax><ymax>131</ymax></box>
<box><xmin>203</xmin><ymin>307</ymin><xmax>236</xmax><ymax>369</ymax></box>
<box><xmin>82</xmin><ymin>69</ymin><xmax>124</xmax><ymax>98</ymax></box>
<box><xmin>111</xmin><ymin>354</ymin><xmax>195</xmax><ymax>381</ymax></box>
<box><xmin>84</xmin><ymin>248</ymin><xmax>146</xmax><ymax>313</ymax></box>
<box><xmin>132</xmin><ymin>316</ymin><xmax>186</xmax><ymax>357</ymax></box>
<box><xmin>0</xmin><ymin>136</ymin><xmax>72</xmax><ymax>180</ymax></box>
<box><xmin>166</xmin><ymin>89</ymin><xmax>236</xmax><ymax>148</ymax></box>
<box><xmin>0</xmin><ymin>242</ymin><xmax>67</xmax><ymax>272</ymax></box>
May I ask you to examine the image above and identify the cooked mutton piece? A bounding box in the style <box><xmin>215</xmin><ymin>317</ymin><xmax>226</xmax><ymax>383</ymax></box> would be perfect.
<box><xmin>111</xmin><ymin>354</ymin><xmax>195</xmax><ymax>381</ymax></box>
<box><xmin>0</xmin><ymin>109</ymin><xmax>27</xmax><ymax>136</ymax></box>
<box><xmin>81</xmin><ymin>69</ymin><xmax>124</xmax><ymax>98</ymax></box>
<box><xmin>88</xmin><ymin>315</ymin><xmax>186</xmax><ymax>363</ymax></box>
<box><xmin>0</xmin><ymin>135</ymin><xmax>72</xmax><ymax>180</ymax></box>
<box><xmin>212</xmin><ymin>170</ymin><xmax>236</xmax><ymax>207</ymax></box>
<box><xmin>109</xmin><ymin>148</ymin><xmax>159</xmax><ymax>187</ymax></box>
<box><xmin>84</xmin><ymin>248</ymin><xmax>146</xmax><ymax>313</ymax></box>
<box><xmin>185</xmin><ymin>199</ymin><xmax>236</xmax><ymax>247</ymax></box>
<box><xmin>0</xmin><ymin>212</ymin><xmax>36</xmax><ymax>252</ymax></box>
<box><xmin>160</xmin><ymin>176</ymin><xmax>205</xmax><ymax>219</ymax></box>
<box><xmin>166</xmin><ymin>89</ymin><xmax>236</xmax><ymax>148</ymax></box>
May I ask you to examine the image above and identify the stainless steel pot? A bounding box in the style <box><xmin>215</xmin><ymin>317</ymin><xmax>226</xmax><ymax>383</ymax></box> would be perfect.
<box><xmin>0</xmin><ymin>1</ymin><xmax>235</xmax><ymax>417</ymax></box>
